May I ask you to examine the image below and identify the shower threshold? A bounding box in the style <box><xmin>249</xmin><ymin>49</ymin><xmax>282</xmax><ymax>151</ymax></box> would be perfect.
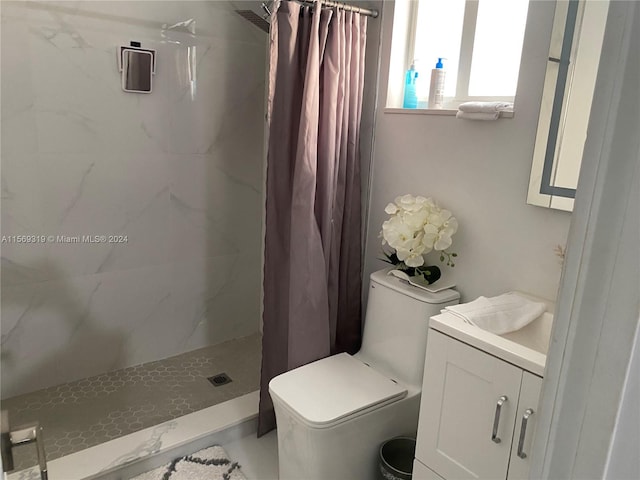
<box><xmin>8</xmin><ymin>391</ymin><xmax>260</xmax><ymax>480</ymax></box>
<box><xmin>2</xmin><ymin>333</ymin><xmax>261</xmax><ymax>474</ymax></box>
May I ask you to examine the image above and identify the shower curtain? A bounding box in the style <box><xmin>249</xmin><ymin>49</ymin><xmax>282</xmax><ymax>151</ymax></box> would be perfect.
<box><xmin>258</xmin><ymin>0</ymin><xmax>367</xmax><ymax>435</ymax></box>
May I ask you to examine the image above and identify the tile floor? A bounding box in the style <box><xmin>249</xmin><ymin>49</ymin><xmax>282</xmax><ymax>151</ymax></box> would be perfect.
<box><xmin>225</xmin><ymin>430</ymin><xmax>279</xmax><ymax>480</ymax></box>
<box><xmin>1</xmin><ymin>333</ymin><xmax>262</xmax><ymax>471</ymax></box>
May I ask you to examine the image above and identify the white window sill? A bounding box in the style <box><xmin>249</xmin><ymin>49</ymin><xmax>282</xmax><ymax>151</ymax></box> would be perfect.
<box><xmin>384</xmin><ymin>107</ymin><xmax>515</xmax><ymax>118</ymax></box>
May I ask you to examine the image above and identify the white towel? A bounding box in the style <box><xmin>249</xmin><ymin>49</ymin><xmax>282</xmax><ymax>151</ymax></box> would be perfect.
<box><xmin>443</xmin><ymin>292</ymin><xmax>546</xmax><ymax>335</ymax></box>
<box><xmin>458</xmin><ymin>101</ymin><xmax>514</xmax><ymax>113</ymax></box>
<box><xmin>456</xmin><ymin>111</ymin><xmax>500</xmax><ymax>121</ymax></box>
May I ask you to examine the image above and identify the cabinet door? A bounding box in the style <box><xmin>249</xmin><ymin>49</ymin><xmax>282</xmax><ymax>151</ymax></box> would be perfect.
<box><xmin>413</xmin><ymin>458</ymin><xmax>445</xmax><ymax>480</ymax></box>
<box><xmin>416</xmin><ymin>330</ymin><xmax>523</xmax><ymax>480</ymax></box>
<box><xmin>507</xmin><ymin>372</ymin><xmax>543</xmax><ymax>480</ymax></box>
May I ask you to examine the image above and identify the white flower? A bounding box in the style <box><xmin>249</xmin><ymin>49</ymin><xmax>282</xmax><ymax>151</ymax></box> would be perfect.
<box><xmin>395</xmin><ymin>238</ymin><xmax>426</xmax><ymax>267</ymax></box>
<box><xmin>434</xmin><ymin>233</ymin><xmax>453</xmax><ymax>251</ymax></box>
<box><xmin>422</xmin><ymin>224</ymin><xmax>438</xmax><ymax>251</ymax></box>
<box><xmin>397</xmin><ymin>194</ymin><xmax>416</xmax><ymax>207</ymax></box>
<box><xmin>416</xmin><ymin>196</ymin><xmax>436</xmax><ymax>210</ymax></box>
<box><xmin>381</xmin><ymin>216</ymin><xmax>415</xmax><ymax>251</ymax></box>
<box><xmin>384</xmin><ymin>203</ymin><xmax>399</xmax><ymax>214</ymax></box>
<box><xmin>403</xmin><ymin>209</ymin><xmax>429</xmax><ymax>230</ymax></box>
<box><xmin>381</xmin><ymin>193</ymin><xmax>458</xmax><ymax>270</ymax></box>
<box><xmin>442</xmin><ymin>216</ymin><xmax>459</xmax><ymax>237</ymax></box>
<box><xmin>424</xmin><ymin>220</ymin><xmax>454</xmax><ymax>251</ymax></box>
<box><xmin>404</xmin><ymin>251</ymin><xmax>426</xmax><ymax>267</ymax></box>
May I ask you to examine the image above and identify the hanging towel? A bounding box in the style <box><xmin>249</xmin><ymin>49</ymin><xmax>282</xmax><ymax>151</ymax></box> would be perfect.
<box><xmin>458</xmin><ymin>101</ymin><xmax>514</xmax><ymax>113</ymax></box>
<box><xmin>443</xmin><ymin>292</ymin><xmax>546</xmax><ymax>334</ymax></box>
<box><xmin>456</xmin><ymin>111</ymin><xmax>500</xmax><ymax>121</ymax></box>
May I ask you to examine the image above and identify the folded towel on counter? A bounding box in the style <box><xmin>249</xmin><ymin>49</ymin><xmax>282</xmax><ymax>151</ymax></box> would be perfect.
<box><xmin>458</xmin><ymin>101</ymin><xmax>514</xmax><ymax>113</ymax></box>
<box><xmin>443</xmin><ymin>292</ymin><xmax>546</xmax><ymax>334</ymax></box>
<box><xmin>456</xmin><ymin>111</ymin><xmax>500</xmax><ymax>121</ymax></box>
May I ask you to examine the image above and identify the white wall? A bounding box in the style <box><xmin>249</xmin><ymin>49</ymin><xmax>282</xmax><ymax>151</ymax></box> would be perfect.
<box><xmin>0</xmin><ymin>1</ymin><xmax>267</xmax><ymax>398</ymax></box>
<box><xmin>364</xmin><ymin>1</ymin><xmax>571</xmax><ymax>303</ymax></box>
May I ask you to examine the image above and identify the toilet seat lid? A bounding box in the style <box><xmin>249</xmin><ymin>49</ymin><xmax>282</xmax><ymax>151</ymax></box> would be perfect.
<box><xmin>269</xmin><ymin>353</ymin><xmax>407</xmax><ymax>428</ymax></box>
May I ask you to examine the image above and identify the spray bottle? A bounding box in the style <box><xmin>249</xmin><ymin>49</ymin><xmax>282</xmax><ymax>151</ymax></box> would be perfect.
<box><xmin>428</xmin><ymin>58</ymin><xmax>446</xmax><ymax>109</ymax></box>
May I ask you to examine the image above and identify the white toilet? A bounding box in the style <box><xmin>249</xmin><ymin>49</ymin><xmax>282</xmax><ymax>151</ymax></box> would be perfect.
<box><xmin>269</xmin><ymin>268</ymin><xmax>460</xmax><ymax>480</ymax></box>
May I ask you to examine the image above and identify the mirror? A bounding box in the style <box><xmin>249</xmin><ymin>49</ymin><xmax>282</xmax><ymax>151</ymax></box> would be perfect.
<box><xmin>527</xmin><ymin>0</ymin><xmax>609</xmax><ymax>212</ymax></box>
<box><xmin>121</xmin><ymin>49</ymin><xmax>154</xmax><ymax>94</ymax></box>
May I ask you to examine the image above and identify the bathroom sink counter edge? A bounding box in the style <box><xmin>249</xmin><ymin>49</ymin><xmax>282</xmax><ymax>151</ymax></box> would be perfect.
<box><xmin>428</xmin><ymin>306</ymin><xmax>553</xmax><ymax>377</ymax></box>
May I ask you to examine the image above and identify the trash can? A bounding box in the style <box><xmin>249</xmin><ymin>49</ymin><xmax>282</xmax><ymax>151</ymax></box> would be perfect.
<box><xmin>378</xmin><ymin>437</ymin><xmax>416</xmax><ymax>480</ymax></box>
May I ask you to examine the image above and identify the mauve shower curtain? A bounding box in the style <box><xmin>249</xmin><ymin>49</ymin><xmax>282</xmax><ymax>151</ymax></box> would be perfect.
<box><xmin>258</xmin><ymin>0</ymin><xmax>367</xmax><ymax>435</ymax></box>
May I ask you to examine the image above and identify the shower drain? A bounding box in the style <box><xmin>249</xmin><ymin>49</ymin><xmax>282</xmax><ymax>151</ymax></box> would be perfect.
<box><xmin>207</xmin><ymin>373</ymin><xmax>233</xmax><ymax>387</ymax></box>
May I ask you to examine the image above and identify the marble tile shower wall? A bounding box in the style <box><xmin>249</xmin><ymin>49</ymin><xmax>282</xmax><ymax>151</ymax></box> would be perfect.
<box><xmin>0</xmin><ymin>1</ymin><xmax>267</xmax><ymax>398</ymax></box>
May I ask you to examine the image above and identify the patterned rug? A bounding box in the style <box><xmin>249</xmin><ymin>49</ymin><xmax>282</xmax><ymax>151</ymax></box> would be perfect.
<box><xmin>130</xmin><ymin>445</ymin><xmax>246</xmax><ymax>480</ymax></box>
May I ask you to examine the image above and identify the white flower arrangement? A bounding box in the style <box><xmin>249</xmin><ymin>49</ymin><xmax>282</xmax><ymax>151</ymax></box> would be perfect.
<box><xmin>380</xmin><ymin>194</ymin><xmax>458</xmax><ymax>284</ymax></box>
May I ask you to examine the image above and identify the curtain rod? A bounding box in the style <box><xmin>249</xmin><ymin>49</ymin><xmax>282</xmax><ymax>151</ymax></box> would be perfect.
<box><xmin>294</xmin><ymin>0</ymin><xmax>379</xmax><ymax>18</ymax></box>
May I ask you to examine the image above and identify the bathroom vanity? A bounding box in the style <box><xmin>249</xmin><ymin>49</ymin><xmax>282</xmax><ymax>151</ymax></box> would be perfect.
<box><xmin>413</xmin><ymin>302</ymin><xmax>553</xmax><ymax>480</ymax></box>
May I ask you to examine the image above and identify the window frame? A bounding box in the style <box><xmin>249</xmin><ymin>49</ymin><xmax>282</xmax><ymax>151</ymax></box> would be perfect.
<box><xmin>406</xmin><ymin>0</ymin><xmax>523</xmax><ymax>107</ymax></box>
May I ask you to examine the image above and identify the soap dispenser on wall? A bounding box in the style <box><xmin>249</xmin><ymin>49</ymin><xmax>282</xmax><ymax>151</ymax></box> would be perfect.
<box><xmin>403</xmin><ymin>61</ymin><xmax>419</xmax><ymax>109</ymax></box>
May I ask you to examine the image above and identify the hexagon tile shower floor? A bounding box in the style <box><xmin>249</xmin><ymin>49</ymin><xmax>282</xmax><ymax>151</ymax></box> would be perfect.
<box><xmin>1</xmin><ymin>334</ymin><xmax>261</xmax><ymax>471</ymax></box>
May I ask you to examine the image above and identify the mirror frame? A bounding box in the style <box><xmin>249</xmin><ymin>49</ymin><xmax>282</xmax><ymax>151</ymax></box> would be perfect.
<box><xmin>538</xmin><ymin>0</ymin><xmax>580</xmax><ymax>200</ymax></box>
<box><xmin>527</xmin><ymin>0</ymin><xmax>608</xmax><ymax>212</ymax></box>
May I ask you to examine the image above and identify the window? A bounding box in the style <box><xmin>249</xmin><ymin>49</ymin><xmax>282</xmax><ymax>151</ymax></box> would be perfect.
<box><xmin>387</xmin><ymin>0</ymin><xmax>530</xmax><ymax>109</ymax></box>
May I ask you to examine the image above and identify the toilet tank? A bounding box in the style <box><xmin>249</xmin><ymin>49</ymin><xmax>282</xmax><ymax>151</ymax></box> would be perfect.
<box><xmin>356</xmin><ymin>269</ymin><xmax>460</xmax><ymax>389</ymax></box>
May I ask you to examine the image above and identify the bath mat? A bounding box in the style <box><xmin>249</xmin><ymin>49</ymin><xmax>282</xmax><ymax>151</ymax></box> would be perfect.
<box><xmin>130</xmin><ymin>445</ymin><xmax>246</xmax><ymax>480</ymax></box>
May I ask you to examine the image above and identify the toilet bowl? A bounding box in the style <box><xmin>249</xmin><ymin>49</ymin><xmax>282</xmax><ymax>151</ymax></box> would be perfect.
<box><xmin>269</xmin><ymin>268</ymin><xmax>460</xmax><ymax>480</ymax></box>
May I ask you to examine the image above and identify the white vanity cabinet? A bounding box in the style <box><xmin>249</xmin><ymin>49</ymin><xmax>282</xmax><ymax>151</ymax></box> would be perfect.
<box><xmin>414</xmin><ymin>329</ymin><xmax>544</xmax><ymax>480</ymax></box>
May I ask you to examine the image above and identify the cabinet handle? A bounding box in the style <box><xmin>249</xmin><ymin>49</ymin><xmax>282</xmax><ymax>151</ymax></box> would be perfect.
<box><xmin>517</xmin><ymin>408</ymin><xmax>535</xmax><ymax>459</ymax></box>
<box><xmin>491</xmin><ymin>395</ymin><xmax>508</xmax><ymax>444</ymax></box>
